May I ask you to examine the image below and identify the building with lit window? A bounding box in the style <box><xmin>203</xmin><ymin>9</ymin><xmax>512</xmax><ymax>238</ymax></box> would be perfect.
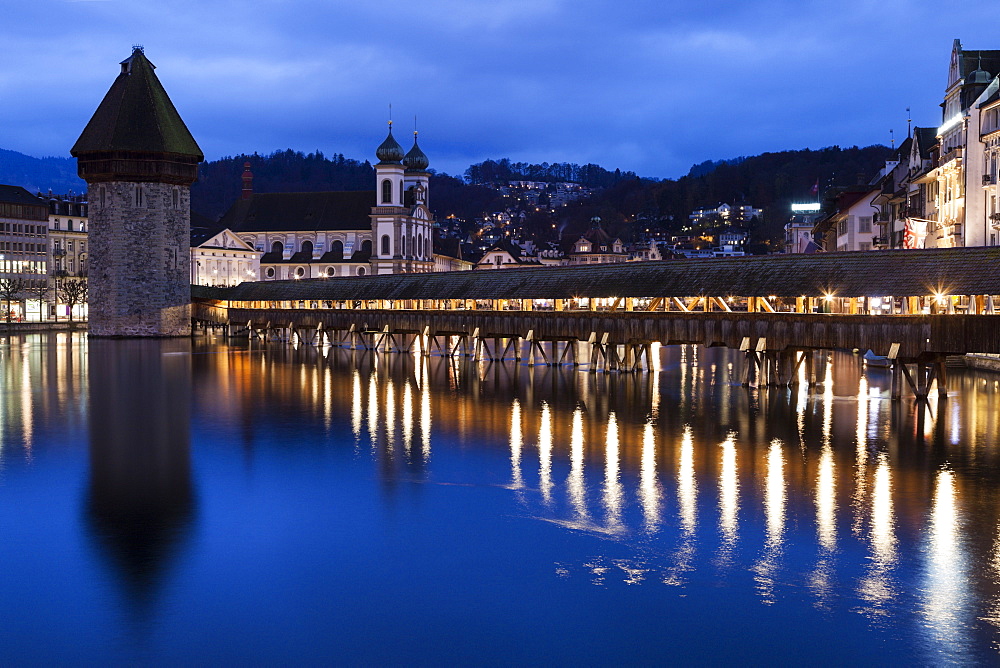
<box><xmin>45</xmin><ymin>193</ymin><xmax>88</xmax><ymax>320</ymax></box>
<box><xmin>924</xmin><ymin>40</ymin><xmax>1000</xmax><ymax>247</ymax></box>
<box><xmin>221</xmin><ymin>126</ymin><xmax>436</xmax><ymax>280</ymax></box>
<box><xmin>0</xmin><ymin>185</ymin><xmax>49</xmax><ymax>320</ymax></box>
<box><xmin>190</xmin><ymin>227</ymin><xmax>261</xmax><ymax>287</ymax></box>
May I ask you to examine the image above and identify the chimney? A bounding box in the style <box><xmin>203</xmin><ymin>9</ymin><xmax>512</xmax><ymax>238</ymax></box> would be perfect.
<box><xmin>241</xmin><ymin>162</ymin><xmax>253</xmax><ymax>200</ymax></box>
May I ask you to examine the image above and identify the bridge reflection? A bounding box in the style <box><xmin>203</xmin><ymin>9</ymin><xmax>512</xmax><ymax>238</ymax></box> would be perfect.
<box><xmin>186</xmin><ymin>339</ymin><xmax>1000</xmax><ymax>650</ymax></box>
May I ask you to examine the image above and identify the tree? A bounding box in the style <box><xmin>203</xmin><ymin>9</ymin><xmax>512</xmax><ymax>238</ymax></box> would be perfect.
<box><xmin>58</xmin><ymin>278</ymin><xmax>87</xmax><ymax>322</ymax></box>
<box><xmin>0</xmin><ymin>278</ymin><xmax>26</xmax><ymax>323</ymax></box>
<box><xmin>24</xmin><ymin>280</ymin><xmax>51</xmax><ymax>322</ymax></box>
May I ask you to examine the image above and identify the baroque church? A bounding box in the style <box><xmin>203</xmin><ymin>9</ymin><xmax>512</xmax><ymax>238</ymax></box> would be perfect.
<box><xmin>218</xmin><ymin>123</ymin><xmax>435</xmax><ymax>279</ymax></box>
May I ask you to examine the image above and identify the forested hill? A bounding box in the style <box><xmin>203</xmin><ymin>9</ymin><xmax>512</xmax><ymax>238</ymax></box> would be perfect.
<box><xmin>190</xmin><ymin>149</ymin><xmax>505</xmax><ymax>223</ymax></box>
<box><xmin>463</xmin><ymin>158</ymin><xmax>639</xmax><ymax>188</ymax></box>
<box><xmin>605</xmin><ymin>144</ymin><xmax>895</xmax><ymax>231</ymax></box>
<box><xmin>2</xmin><ymin>143</ymin><xmax>895</xmax><ymax>251</ymax></box>
<box><xmin>482</xmin><ymin>144</ymin><xmax>895</xmax><ymax>252</ymax></box>
<box><xmin>0</xmin><ymin>148</ymin><xmax>84</xmax><ymax>194</ymax></box>
<box><xmin>191</xmin><ymin>150</ymin><xmax>374</xmax><ymax>220</ymax></box>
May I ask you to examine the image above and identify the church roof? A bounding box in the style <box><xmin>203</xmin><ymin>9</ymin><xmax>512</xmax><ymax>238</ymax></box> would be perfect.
<box><xmin>71</xmin><ymin>48</ymin><xmax>203</xmax><ymax>159</ymax></box>
<box><xmin>219</xmin><ymin>191</ymin><xmax>374</xmax><ymax>233</ymax></box>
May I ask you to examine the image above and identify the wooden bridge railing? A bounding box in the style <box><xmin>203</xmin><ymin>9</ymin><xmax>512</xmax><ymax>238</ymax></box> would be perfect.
<box><xmin>191</xmin><ymin>302</ymin><xmax>1000</xmax><ymax>358</ymax></box>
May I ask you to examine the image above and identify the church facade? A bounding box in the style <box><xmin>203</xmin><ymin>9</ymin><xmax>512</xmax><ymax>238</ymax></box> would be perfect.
<box><xmin>219</xmin><ymin>124</ymin><xmax>435</xmax><ymax>279</ymax></box>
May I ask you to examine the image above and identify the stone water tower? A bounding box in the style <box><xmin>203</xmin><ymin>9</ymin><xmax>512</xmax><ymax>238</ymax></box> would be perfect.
<box><xmin>71</xmin><ymin>47</ymin><xmax>203</xmax><ymax>336</ymax></box>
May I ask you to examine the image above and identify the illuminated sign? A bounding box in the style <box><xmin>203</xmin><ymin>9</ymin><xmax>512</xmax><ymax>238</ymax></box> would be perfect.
<box><xmin>791</xmin><ymin>203</ymin><xmax>821</xmax><ymax>212</ymax></box>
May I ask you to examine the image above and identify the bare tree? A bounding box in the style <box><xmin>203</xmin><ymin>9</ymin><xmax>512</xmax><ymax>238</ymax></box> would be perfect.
<box><xmin>0</xmin><ymin>278</ymin><xmax>26</xmax><ymax>324</ymax></box>
<box><xmin>25</xmin><ymin>281</ymin><xmax>51</xmax><ymax>322</ymax></box>
<box><xmin>58</xmin><ymin>278</ymin><xmax>88</xmax><ymax>322</ymax></box>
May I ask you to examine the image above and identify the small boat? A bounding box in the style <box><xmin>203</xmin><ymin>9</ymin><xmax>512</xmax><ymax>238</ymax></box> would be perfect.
<box><xmin>862</xmin><ymin>349</ymin><xmax>891</xmax><ymax>368</ymax></box>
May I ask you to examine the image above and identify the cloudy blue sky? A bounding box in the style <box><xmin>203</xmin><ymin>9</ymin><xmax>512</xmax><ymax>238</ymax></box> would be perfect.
<box><xmin>0</xmin><ymin>0</ymin><xmax>996</xmax><ymax>178</ymax></box>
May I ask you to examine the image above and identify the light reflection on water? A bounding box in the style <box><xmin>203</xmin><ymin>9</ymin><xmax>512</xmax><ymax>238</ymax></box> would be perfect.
<box><xmin>0</xmin><ymin>335</ymin><xmax>1000</xmax><ymax>662</ymax></box>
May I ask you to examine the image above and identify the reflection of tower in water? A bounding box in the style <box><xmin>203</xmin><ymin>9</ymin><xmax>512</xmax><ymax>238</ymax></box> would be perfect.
<box><xmin>85</xmin><ymin>339</ymin><xmax>195</xmax><ymax>613</ymax></box>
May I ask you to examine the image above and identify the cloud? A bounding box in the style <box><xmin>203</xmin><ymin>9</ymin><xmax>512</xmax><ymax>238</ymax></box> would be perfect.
<box><xmin>2</xmin><ymin>0</ymin><xmax>999</xmax><ymax>178</ymax></box>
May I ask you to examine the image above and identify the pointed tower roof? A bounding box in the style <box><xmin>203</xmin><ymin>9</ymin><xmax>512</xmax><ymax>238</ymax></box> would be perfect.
<box><xmin>72</xmin><ymin>47</ymin><xmax>202</xmax><ymax>159</ymax></box>
<box><xmin>376</xmin><ymin>122</ymin><xmax>404</xmax><ymax>164</ymax></box>
<box><xmin>404</xmin><ymin>132</ymin><xmax>429</xmax><ymax>172</ymax></box>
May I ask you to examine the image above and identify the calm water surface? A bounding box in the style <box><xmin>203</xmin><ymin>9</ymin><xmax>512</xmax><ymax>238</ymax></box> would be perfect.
<box><xmin>1</xmin><ymin>333</ymin><xmax>1000</xmax><ymax>664</ymax></box>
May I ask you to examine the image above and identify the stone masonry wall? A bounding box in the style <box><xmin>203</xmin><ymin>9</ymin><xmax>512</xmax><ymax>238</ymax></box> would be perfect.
<box><xmin>88</xmin><ymin>181</ymin><xmax>191</xmax><ymax>336</ymax></box>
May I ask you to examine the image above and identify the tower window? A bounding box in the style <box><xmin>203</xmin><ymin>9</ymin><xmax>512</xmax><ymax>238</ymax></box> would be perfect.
<box><xmin>172</xmin><ymin>188</ymin><xmax>179</xmax><ymax>209</ymax></box>
<box><xmin>381</xmin><ymin>179</ymin><xmax>392</xmax><ymax>204</ymax></box>
<box><xmin>381</xmin><ymin>235</ymin><xmax>390</xmax><ymax>255</ymax></box>
<box><xmin>99</xmin><ymin>186</ymin><xmax>106</xmax><ymax>208</ymax></box>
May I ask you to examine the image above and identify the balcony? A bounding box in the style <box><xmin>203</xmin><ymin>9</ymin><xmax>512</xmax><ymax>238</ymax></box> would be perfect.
<box><xmin>985</xmin><ymin>174</ymin><xmax>997</xmax><ymax>186</ymax></box>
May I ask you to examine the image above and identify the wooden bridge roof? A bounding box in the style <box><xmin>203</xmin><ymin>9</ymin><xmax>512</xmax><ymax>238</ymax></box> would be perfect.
<box><xmin>193</xmin><ymin>247</ymin><xmax>1000</xmax><ymax>301</ymax></box>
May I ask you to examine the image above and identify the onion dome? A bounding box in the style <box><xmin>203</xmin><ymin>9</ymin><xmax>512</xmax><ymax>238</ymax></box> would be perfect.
<box><xmin>376</xmin><ymin>123</ymin><xmax>404</xmax><ymax>164</ymax></box>
<box><xmin>404</xmin><ymin>132</ymin><xmax>429</xmax><ymax>172</ymax></box>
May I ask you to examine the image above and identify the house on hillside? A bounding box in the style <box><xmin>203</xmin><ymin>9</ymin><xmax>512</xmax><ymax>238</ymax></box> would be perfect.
<box><xmin>564</xmin><ymin>218</ymin><xmax>627</xmax><ymax>265</ymax></box>
<box><xmin>476</xmin><ymin>238</ymin><xmax>544</xmax><ymax>269</ymax></box>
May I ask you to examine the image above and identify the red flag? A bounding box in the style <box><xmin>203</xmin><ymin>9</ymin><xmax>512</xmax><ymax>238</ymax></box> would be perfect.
<box><xmin>810</xmin><ymin>179</ymin><xmax>819</xmax><ymax>196</ymax></box>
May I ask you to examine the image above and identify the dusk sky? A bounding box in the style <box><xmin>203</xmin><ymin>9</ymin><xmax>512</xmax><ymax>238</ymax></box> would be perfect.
<box><xmin>1</xmin><ymin>0</ymin><xmax>997</xmax><ymax>179</ymax></box>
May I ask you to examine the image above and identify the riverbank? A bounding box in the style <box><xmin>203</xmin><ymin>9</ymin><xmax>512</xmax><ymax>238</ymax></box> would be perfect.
<box><xmin>0</xmin><ymin>321</ymin><xmax>87</xmax><ymax>333</ymax></box>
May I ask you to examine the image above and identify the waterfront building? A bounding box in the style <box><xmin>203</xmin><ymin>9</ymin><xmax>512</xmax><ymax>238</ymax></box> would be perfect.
<box><xmin>924</xmin><ymin>40</ymin><xmax>1000</xmax><ymax>248</ymax></box>
<box><xmin>190</xmin><ymin>227</ymin><xmax>260</xmax><ymax>287</ymax></box>
<box><xmin>71</xmin><ymin>46</ymin><xmax>203</xmax><ymax>336</ymax></box>
<box><xmin>900</xmin><ymin>127</ymin><xmax>939</xmax><ymax>248</ymax></box>
<box><xmin>870</xmin><ymin>142</ymin><xmax>911</xmax><ymax>249</ymax></box>
<box><xmin>45</xmin><ymin>193</ymin><xmax>89</xmax><ymax>319</ymax></box>
<box><xmin>966</xmin><ymin>74</ymin><xmax>1000</xmax><ymax>246</ymax></box>
<box><xmin>0</xmin><ymin>184</ymin><xmax>49</xmax><ymax>320</ymax></box>
<box><xmin>813</xmin><ymin>187</ymin><xmax>879</xmax><ymax>252</ymax></box>
<box><xmin>220</xmin><ymin>128</ymin><xmax>436</xmax><ymax>279</ymax></box>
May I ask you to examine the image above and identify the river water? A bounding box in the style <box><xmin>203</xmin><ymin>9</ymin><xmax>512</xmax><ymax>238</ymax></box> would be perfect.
<box><xmin>1</xmin><ymin>332</ymin><xmax>999</xmax><ymax>664</ymax></box>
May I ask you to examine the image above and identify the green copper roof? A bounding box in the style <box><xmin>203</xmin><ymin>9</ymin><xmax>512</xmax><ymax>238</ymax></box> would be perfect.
<box><xmin>375</xmin><ymin>126</ymin><xmax>404</xmax><ymax>164</ymax></box>
<box><xmin>71</xmin><ymin>48</ymin><xmax>203</xmax><ymax>159</ymax></box>
<box><xmin>403</xmin><ymin>134</ymin><xmax>429</xmax><ymax>172</ymax></box>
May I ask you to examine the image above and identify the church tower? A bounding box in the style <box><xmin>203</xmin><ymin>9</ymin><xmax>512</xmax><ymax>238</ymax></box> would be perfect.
<box><xmin>71</xmin><ymin>47</ymin><xmax>203</xmax><ymax>336</ymax></box>
<box><xmin>370</xmin><ymin>123</ymin><xmax>434</xmax><ymax>274</ymax></box>
<box><xmin>371</xmin><ymin>122</ymin><xmax>406</xmax><ymax>274</ymax></box>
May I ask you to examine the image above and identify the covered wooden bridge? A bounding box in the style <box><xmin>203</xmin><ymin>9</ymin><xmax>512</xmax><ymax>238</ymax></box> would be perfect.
<box><xmin>192</xmin><ymin>247</ymin><xmax>1000</xmax><ymax>396</ymax></box>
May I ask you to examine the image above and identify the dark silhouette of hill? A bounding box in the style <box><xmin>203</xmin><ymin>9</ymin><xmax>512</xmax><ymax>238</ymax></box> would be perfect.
<box><xmin>190</xmin><ymin>149</ymin><xmax>506</xmax><ymax>224</ymax></box>
<box><xmin>549</xmin><ymin>144</ymin><xmax>895</xmax><ymax>252</ymax></box>
<box><xmin>0</xmin><ymin>148</ymin><xmax>85</xmax><ymax>194</ymax></box>
<box><xmin>191</xmin><ymin>149</ymin><xmax>374</xmax><ymax>221</ymax></box>
<box><xmin>1</xmin><ymin>143</ymin><xmax>894</xmax><ymax>254</ymax></box>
